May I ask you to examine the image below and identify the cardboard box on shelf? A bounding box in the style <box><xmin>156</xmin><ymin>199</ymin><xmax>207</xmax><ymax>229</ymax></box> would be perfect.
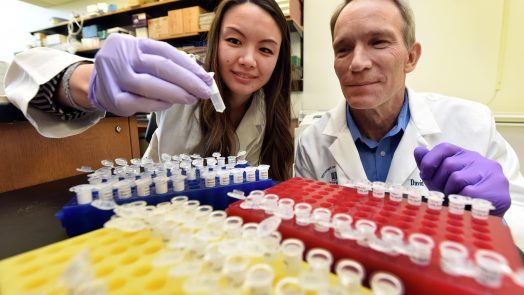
<box><xmin>182</xmin><ymin>6</ymin><xmax>208</xmax><ymax>33</ymax></box>
<box><xmin>127</xmin><ymin>0</ymin><xmax>144</xmax><ymax>7</ymax></box>
<box><xmin>132</xmin><ymin>12</ymin><xmax>150</xmax><ymax>28</ymax></box>
<box><xmin>147</xmin><ymin>16</ymin><xmax>169</xmax><ymax>40</ymax></box>
<box><xmin>167</xmin><ymin>9</ymin><xmax>184</xmax><ymax>36</ymax></box>
<box><xmin>276</xmin><ymin>0</ymin><xmax>302</xmax><ymax>26</ymax></box>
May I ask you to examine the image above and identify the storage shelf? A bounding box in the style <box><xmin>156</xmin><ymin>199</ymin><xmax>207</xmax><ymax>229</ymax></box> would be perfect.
<box><xmin>30</xmin><ymin>0</ymin><xmax>219</xmax><ymax>35</ymax></box>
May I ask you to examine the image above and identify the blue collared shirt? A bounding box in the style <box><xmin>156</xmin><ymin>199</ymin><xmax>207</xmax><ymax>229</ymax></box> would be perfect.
<box><xmin>345</xmin><ymin>91</ymin><xmax>411</xmax><ymax>182</ymax></box>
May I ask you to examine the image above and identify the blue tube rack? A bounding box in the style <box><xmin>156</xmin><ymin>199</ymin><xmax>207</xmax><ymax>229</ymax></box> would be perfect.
<box><xmin>56</xmin><ymin>175</ymin><xmax>275</xmax><ymax>236</ymax></box>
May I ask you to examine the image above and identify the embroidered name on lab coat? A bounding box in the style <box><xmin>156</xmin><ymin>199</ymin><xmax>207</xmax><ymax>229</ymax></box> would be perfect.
<box><xmin>410</xmin><ymin>179</ymin><xmax>425</xmax><ymax>186</ymax></box>
<box><xmin>321</xmin><ymin>166</ymin><xmax>338</xmax><ymax>184</ymax></box>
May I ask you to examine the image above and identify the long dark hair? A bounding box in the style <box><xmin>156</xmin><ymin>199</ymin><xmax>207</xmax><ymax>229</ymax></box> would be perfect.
<box><xmin>197</xmin><ymin>0</ymin><xmax>293</xmax><ymax>181</ymax></box>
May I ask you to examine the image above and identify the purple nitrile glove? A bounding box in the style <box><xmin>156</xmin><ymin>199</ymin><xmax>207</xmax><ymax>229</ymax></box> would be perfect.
<box><xmin>414</xmin><ymin>142</ymin><xmax>511</xmax><ymax>216</ymax></box>
<box><xmin>88</xmin><ymin>34</ymin><xmax>213</xmax><ymax>116</ymax></box>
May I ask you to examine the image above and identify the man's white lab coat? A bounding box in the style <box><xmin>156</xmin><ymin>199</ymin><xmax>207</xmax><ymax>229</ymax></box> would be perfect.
<box><xmin>295</xmin><ymin>88</ymin><xmax>524</xmax><ymax>248</ymax></box>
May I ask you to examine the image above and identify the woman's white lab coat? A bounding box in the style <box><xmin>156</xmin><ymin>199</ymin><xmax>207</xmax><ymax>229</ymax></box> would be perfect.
<box><xmin>4</xmin><ymin>47</ymin><xmax>266</xmax><ymax>165</ymax></box>
<box><xmin>295</xmin><ymin>88</ymin><xmax>524</xmax><ymax>248</ymax></box>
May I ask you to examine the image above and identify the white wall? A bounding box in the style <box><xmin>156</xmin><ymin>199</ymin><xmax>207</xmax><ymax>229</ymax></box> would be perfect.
<box><xmin>302</xmin><ymin>0</ymin><xmax>524</xmax><ymax>116</ymax></box>
<box><xmin>0</xmin><ymin>0</ymin><xmax>67</xmax><ymax>61</ymax></box>
<box><xmin>0</xmin><ymin>0</ymin><xmax>128</xmax><ymax>62</ymax></box>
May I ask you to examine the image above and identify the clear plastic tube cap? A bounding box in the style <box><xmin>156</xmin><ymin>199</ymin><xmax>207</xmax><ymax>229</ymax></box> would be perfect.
<box><xmin>257</xmin><ymin>215</ymin><xmax>282</xmax><ymax>237</ymax></box>
<box><xmin>370</xmin><ymin>272</ymin><xmax>404</xmax><ymax>295</ymax></box>
<box><xmin>336</xmin><ymin>259</ymin><xmax>365</xmax><ymax>287</ymax></box>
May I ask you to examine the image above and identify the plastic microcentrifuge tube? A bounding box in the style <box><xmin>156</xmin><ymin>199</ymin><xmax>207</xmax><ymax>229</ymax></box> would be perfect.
<box><xmin>471</xmin><ymin>198</ymin><xmax>494</xmax><ymax>220</ymax></box>
<box><xmin>183</xmin><ymin>200</ymin><xmax>201</xmax><ymax>216</ymax></box>
<box><xmin>154</xmin><ymin>175</ymin><xmax>169</xmax><ymax>194</ymax></box>
<box><xmin>172</xmin><ymin>175</ymin><xmax>186</xmax><ymax>192</ymax></box>
<box><xmin>217</xmin><ymin>170</ymin><xmax>230</xmax><ymax>185</ymax></box>
<box><xmin>217</xmin><ymin>156</ymin><xmax>226</xmax><ymax>167</ymax></box>
<box><xmin>262</xmin><ymin>194</ymin><xmax>279</xmax><ymax>214</ymax></box>
<box><xmin>312</xmin><ymin>207</ymin><xmax>332</xmax><ymax>232</ymax></box>
<box><xmin>204</xmin><ymin>242</ymin><xmax>225</xmax><ymax>271</ymax></box>
<box><xmin>228</xmin><ymin>155</ymin><xmax>237</xmax><ymax>166</ymax></box>
<box><xmin>249</xmin><ymin>190</ymin><xmax>265</xmax><ymax>208</ymax></box>
<box><xmin>372</xmin><ymin>181</ymin><xmax>386</xmax><ymax>198</ymax></box>
<box><xmin>332</xmin><ymin>213</ymin><xmax>353</xmax><ymax>239</ymax></box>
<box><xmin>356</xmin><ymin>180</ymin><xmax>370</xmax><ymax>195</ymax></box>
<box><xmin>439</xmin><ymin>240</ymin><xmax>470</xmax><ymax>276</ymax></box>
<box><xmin>231</xmin><ymin>168</ymin><xmax>244</xmax><ymax>184</ymax></box>
<box><xmin>336</xmin><ymin>259</ymin><xmax>365</xmax><ymax>292</ymax></box>
<box><xmin>70</xmin><ymin>184</ymin><xmax>93</xmax><ymax>204</ymax></box>
<box><xmin>206</xmin><ymin>157</ymin><xmax>217</xmax><ymax>167</ymax></box>
<box><xmin>242</xmin><ymin>222</ymin><xmax>259</xmax><ymax>240</ymax></box>
<box><xmin>281</xmin><ymin>239</ymin><xmax>305</xmax><ymax>275</ymax></box>
<box><xmin>171</xmin><ymin>195</ymin><xmax>189</xmax><ymax>211</ymax></box>
<box><xmin>448</xmin><ymin>194</ymin><xmax>468</xmax><ymax>215</ymax></box>
<box><xmin>101</xmin><ymin>159</ymin><xmax>114</xmax><ymax>168</ymax></box>
<box><xmin>276</xmin><ymin>198</ymin><xmax>295</xmax><ymax>220</ymax></box>
<box><xmin>135</xmin><ymin>178</ymin><xmax>151</xmax><ymax>197</ymax></box>
<box><xmin>306</xmin><ymin>248</ymin><xmax>333</xmax><ymax>273</ymax></box>
<box><xmin>203</xmin><ymin>171</ymin><xmax>217</xmax><ymax>188</ymax></box>
<box><xmin>223</xmin><ymin>255</ymin><xmax>250</xmax><ymax>287</ymax></box>
<box><xmin>474</xmin><ymin>249</ymin><xmax>508</xmax><ymax>288</ymax></box>
<box><xmin>186</xmin><ymin>167</ymin><xmax>197</xmax><ymax>180</ymax></box>
<box><xmin>376</xmin><ymin>226</ymin><xmax>404</xmax><ymax>255</ymax></box>
<box><xmin>389</xmin><ymin>184</ymin><xmax>404</xmax><ymax>202</ymax></box>
<box><xmin>113</xmin><ymin>180</ymin><xmax>133</xmax><ymax>199</ymax></box>
<box><xmin>370</xmin><ymin>272</ymin><xmax>403</xmax><ymax>295</ymax></box>
<box><xmin>244</xmin><ymin>264</ymin><xmax>274</xmax><ymax>295</ymax></box>
<box><xmin>355</xmin><ymin>219</ymin><xmax>377</xmax><ymax>246</ymax></box>
<box><xmin>426</xmin><ymin>191</ymin><xmax>445</xmax><ymax>211</ymax></box>
<box><xmin>224</xmin><ymin>216</ymin><xmax>243</xmax><ymax>239</ymax></box>
<box><xmin>294</xmin><ymin>202</ymin><xmax>312</xmax><ymax>226</ymax></box>
<box><xmin>193</xmin><ymin>205</ymin><xmax>213</xmax><ymax>226</ymax></box>
<box><xmin>209</xmin><ymin>72</ymin><xmax>226</xmax><ymax>112</ymax></box>
<box><xmin>262</xmin><ymin>231</ymin><xmax>282</xmax><ymax>261</ymax></box>
<box><xmin>207</xmin><ymin>210</ymin><xmax>227</xmax><ymax>231</ymax></box>
<box><xmin>407</xmin><ymin>187</ymin><xmax>422</xmax><ymax>206</ymax></box>
<box><xmin>302</xmin><ymin>248</ymin><xmax>333</xmax><ymax>291</ymax></box>
<box><xmin>244</xmin><ymin>167</ymin><xmax>257</xmax><ymax>182</ymax></box>
<box><xmin>408</xmin><ymin>233</ymin><xmax>435</xmax><ymax>266</ymax></box>
<box><xmin>257</xmin><ymin>164</ymin><xmax>270</xmax><ymax>180</ymax></box>
<box><xmin>240</xmin><ymin>195</ymin><xmax>254</xmax><ymax>209</ymax></box>
<box><xmin>275</xmin><ymin>277</ymin><xmax>304</xmax><ymax>295</ymax></box>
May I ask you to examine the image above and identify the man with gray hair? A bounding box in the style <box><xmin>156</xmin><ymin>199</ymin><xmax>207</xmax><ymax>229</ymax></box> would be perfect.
<box><xmin>295</xmin><ymin>0</ymin><xmax>524</xmax><ymax>221</ymax></box>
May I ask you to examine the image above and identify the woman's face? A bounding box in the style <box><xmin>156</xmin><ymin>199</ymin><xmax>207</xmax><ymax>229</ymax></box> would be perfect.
<box><xmin>218</xmin><ymin>2</ymin><xmax>282</xmax><ymax>106</ymax></box>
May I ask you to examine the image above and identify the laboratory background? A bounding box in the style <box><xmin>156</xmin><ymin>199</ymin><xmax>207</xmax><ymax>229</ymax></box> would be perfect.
<box><xmin>1</xmin><ymin>0</ymin><xmax>524</xmax><ymax>294</ymax></box>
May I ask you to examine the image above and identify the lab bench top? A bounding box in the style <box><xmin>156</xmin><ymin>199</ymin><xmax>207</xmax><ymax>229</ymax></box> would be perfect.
<box><xmin>1</xmin><ymin>175</ymin><xmax>524</xmax><ymax>265</ymax></box>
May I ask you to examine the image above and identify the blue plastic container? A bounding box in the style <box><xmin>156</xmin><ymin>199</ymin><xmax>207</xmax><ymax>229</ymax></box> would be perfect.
<box><xmin>56</xmin><ymin>177</ymin><xmax>275</xmax><ymax>236</ymax></box>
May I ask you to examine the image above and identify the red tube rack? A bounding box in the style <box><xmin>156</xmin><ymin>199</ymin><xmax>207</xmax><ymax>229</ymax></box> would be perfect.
<box><xmin>226</xmin><ymin>177</ymin><xmax>523</xmax><ymax>295</ymax></box>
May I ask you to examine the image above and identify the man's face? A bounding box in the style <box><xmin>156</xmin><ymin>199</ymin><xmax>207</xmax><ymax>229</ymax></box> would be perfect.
<box><xmin>333</xmin><ymin>0</ymin><xmax>419</xmax><ymax>112</ymax></box>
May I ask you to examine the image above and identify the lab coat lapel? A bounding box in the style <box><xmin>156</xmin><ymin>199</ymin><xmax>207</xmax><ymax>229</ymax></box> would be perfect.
<box><xmin>324</xmin><ymin>101</ymin><xmax>367</xmax><ymax>182</ymax></box>
<box><xmin>236</xmin><ymin>92</ymin><xmax>265</xmax><ymax>150</ymax></box>
<box><xmin>387</xmin><ymin>88</ymin><xmax>441</xmax><ymax>185</ymax></box>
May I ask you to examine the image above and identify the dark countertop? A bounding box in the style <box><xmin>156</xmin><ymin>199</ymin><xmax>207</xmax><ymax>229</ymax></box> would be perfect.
<box><xmin>0</xmin><ymin>174</ymin><xmax>86</xmax><ymax>259</ymax></box>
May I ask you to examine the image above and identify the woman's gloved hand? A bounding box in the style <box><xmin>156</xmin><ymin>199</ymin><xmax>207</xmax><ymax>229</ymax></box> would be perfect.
<box><xmin>88</xmin><ymin>34</ymin><xmax>213</xmax><ymax>116</ymax></box>
<box><xmin>414</xmin><ymin>142</ymin><xmax>511</xmax><ymax>216</ymax></box>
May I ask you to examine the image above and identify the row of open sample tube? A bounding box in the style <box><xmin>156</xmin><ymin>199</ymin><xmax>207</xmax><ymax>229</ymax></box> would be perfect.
<box><xmin>69</xmin><ymin>153</ymin><xmax>271</xmax><ymax>209</ymax></box>
<box><xmin>103</xmin><ymin>196</ymin><xmax>404</xmax><ymax>295</ymax></box>
<box><xmin>237</xmin><ymin>189</ymin><xmax>524</xmax><ymax>289</ymax></box>
<box><xmin>347</xmin><ymin>180</ymin><xmax>496</xmax><ymax>220</ymax></box>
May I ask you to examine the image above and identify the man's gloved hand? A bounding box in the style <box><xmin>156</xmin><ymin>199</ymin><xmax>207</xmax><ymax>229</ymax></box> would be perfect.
<box><xmin>88</xmin><ymin>34</ymin><xmax>213</xmax><ymax>116</ymax></box>
<box><xmin>414</xmin><ymin>142</ymin><xmax>511</xmax><ymax>216</ymax></box>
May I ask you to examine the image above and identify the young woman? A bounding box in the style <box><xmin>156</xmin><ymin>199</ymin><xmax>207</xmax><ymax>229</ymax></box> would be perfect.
<box><xmin>5</xmin><ymin>0</ymin><xmax>294</xmax><ymax>180</ymax></box>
